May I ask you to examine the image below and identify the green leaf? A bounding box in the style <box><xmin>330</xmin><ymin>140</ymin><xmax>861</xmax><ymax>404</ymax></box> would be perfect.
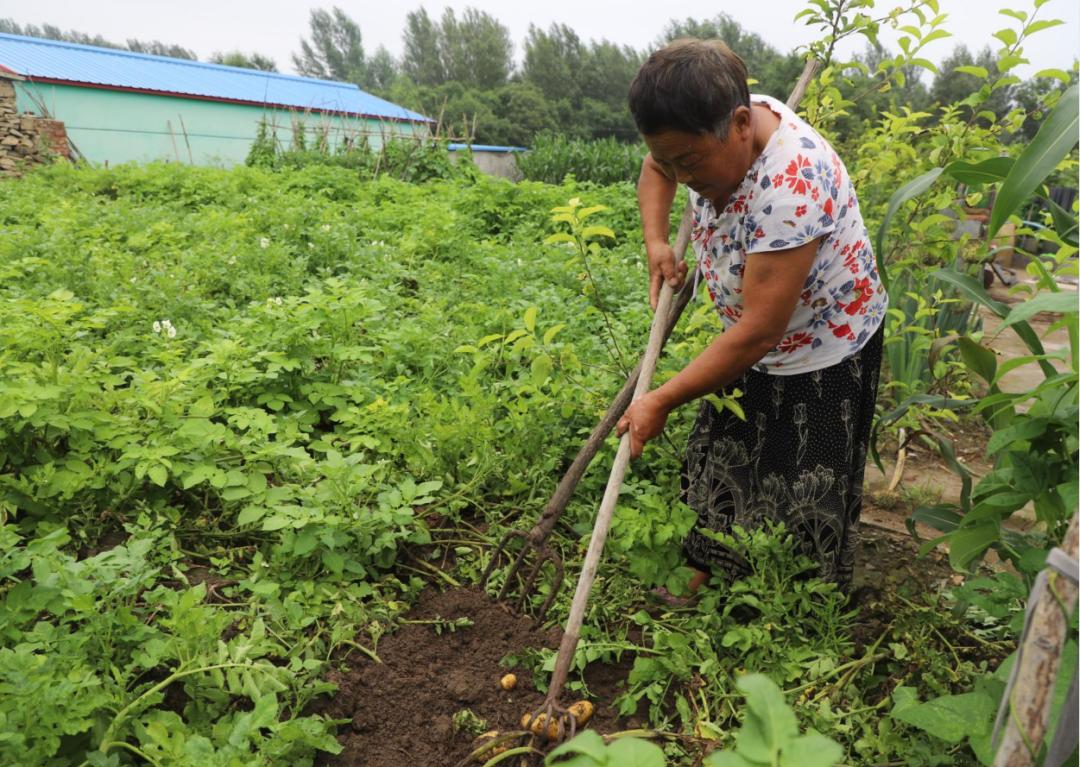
<box><xmin>524</xmin><ymin>306</ymin><xmax>537</xmax><ymax>333</ymax></box>
<box><xmin>544</xmin><ymin>232</ymin><xmax>577</xmax><ymax>246</ymax></box>
<box><xmin>581</xmin><ymin>225</ymin><xmax>615</xmax><ymax>241</ymax></box>
<box><xmin>543</xmin><ymin>323</ymin><xmax>566</xmax><ymax>344</ymax></box>
<box><xmin>931</xmin><ymin>269</ymin><xmax>1009</xmax><ymax>318</ymax></box>
<box><xmin>1035</xmin><ymin>68</ymin><xmax>1072</xmax><ymax>83</ymax></box>
<box><xmin>148</xmin><ymin>465</ymin><xmax>168</xmax><ymax>487</ymax></box>
<box><xmin>237</xmin><ymin>505</ymin><xmax>267</xmax><ymax>526</ymax></box>
<box><xmin>1025</xmin><ymin>19</ymin><xmax>1064</xmax><ymax>35</ymax></box>
<box><xmin>261</xmin><ymin>515</ymin><xmax>291</xmax><ymax>532</ymax></box>
<box><xmin>986</xmin><ymin>417</ymin><xmax>1050</xmax><ymax>454</ymax></box>
<box><xmin>943</xmin><ymin>157</ymin><xmax>1013</xmax><ymax>185</ymax></box>
<box><xmin>605</xmin><ymin>738</ymin><xmax>667</xmax><ymax>767</ymax></box>
<box><xmin>735</xmin><ymin>674</ymin><xmax>799</xmax><ymax>761</ymax></box>
<box><xmin>1001</xmin><ymin>292</ymin><xmax>1078</xmax><ymax>328</ymax></box>
<box><xmin>948</xmin><ymin>520</ymin><xmax>999</xmax><ymax>570</ymax></box>
<box><xmin>875</xmin><ymin>168</ymin><xmax>944</xmax><ymax>289</ymax></box>
<box><xmin>997</xmin><ymin>54</ymin><xmax>1027</xmax><ymax>73</ymax></box>
<box><xmin>954</xmin><ymin>65</ymin><xmax>989</xmax><ymax>78</ymax></box>
<box><xmin>891</xmin><ymin>690</ymin><xmax>994</xmax><ymax>744</ymax></box>
<box><xmin>547</xmin><ymin>730</ymin><xmax>607</xmax><ymax>762</ymax></box>
<box><xmin>1044</xmin><ymin>196</ymin><xmax>1079</xmax><ymax>246</ymax></box>
<box><xmin>910</xmin><ymin>504</ymin><xmax>963</xmax><ymax>536</ymax></box>
<box><xmin>576</xmin><ymin>205</ymin><xmax>608</xmax><ymax>220</ymax></box>
<box><xmin>989</xmin><ymin>84</ymin><xmax>1079</xmax><ymax>238</ymax></box>
<box><xmin>921</xmin><ymin>29</ymin><xmax>951</xmax><ymax>46</ymax></box>
<box><xmin>531</xmin><ymin>354</ymin><xmax>553</xmax><ymax>385</ymax></box>
<box><xmin>992</xmin><ymin>28</ymin><xmax>1018</xmax><ymax>47</ymax></box>
<box><xmin>957</xmin><ymin>337</ymin><xmax>998</xmax><ymax>385</ymax></box>
<box><xmin>781</xmin><ymin>731</ymin><xmax>843</xmax><ymax>767</ymax></box>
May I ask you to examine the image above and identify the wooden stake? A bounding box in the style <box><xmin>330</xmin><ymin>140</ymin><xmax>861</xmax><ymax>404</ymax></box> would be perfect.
<box><xmin>994</xmin><ymin>514</ymin><xmax>1079</xmax><ymax>766</ymax></box>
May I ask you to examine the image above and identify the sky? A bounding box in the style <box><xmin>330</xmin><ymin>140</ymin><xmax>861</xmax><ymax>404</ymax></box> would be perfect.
<box><xmin>3</xmin><ymin>0</ymin><xmax>1077</xmax><ymax>82</ymax></box>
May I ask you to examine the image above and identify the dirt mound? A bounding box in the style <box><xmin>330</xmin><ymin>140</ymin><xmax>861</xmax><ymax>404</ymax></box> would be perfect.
<box><xmin>317</xmin><ymin>586</ymin><xmax>633</xmax><ymax>767</ymax></box>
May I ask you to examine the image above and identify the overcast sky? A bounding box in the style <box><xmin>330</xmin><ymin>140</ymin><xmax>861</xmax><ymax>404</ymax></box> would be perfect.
<box><xmin>4</xmin><ymin>0</ymin><xmax>1077</xmax><ymax>82</ymax></box>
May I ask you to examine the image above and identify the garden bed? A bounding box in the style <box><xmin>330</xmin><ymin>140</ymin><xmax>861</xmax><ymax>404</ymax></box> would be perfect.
<box><xmin>316</xmin><ymin>520</ymin><xmax>961</xmax><ymax>766</ymax></box>
<box><xmin>315</xmin><ymin>586</ymin><xmax>636</xmax><ymax>766</ymax></box>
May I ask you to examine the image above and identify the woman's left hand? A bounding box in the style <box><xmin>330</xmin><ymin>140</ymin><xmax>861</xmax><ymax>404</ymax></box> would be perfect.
<box><xmin>617</xmin><ymin>391</ymin><xmax>671</xmax><ymax>459</ymax></box>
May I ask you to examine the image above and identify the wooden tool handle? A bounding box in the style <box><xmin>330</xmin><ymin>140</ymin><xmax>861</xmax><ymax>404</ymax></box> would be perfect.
<box><xmin>546</xmin><ymin>212</ymin><xmax>693</xmax><ymax>699</ymax></box>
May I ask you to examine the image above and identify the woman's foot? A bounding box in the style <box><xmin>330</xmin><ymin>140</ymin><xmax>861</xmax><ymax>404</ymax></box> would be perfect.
<box><xmin>649</xmin><ymin>567</ymin><xmax>710</xmax><ymax>606</ymax></box>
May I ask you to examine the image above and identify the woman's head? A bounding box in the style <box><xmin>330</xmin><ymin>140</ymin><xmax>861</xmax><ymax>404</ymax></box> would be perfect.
<box><xmin>628</xmin><ymin>38</ymin><xmax>750</xmax><ymax>138</ymax></box>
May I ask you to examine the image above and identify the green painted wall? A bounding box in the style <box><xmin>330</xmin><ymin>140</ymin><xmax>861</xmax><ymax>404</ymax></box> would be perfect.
<box><xmin>14</xmin><ymin>82</ymin><xmax>428</xmax><ymax>166</ymax></box>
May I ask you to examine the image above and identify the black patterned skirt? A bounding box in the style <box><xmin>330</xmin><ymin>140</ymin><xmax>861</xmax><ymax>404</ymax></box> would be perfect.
<box><xmin>681</xmin><ymin>325</ymin><xmax>884</xmax><ymax>590</ymax></box>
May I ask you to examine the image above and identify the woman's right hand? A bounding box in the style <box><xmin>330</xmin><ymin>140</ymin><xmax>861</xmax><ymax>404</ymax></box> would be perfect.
<box><xmin>645</xmin><ymin>240</ymin><xmax>687</xmax><ymax>311</ymax></box>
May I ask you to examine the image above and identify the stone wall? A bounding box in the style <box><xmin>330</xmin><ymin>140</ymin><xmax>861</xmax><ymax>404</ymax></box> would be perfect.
<box><xmin>0</xmin><ymin>76</ymin><xmax>72</xmax><ymax>175</ymax></box>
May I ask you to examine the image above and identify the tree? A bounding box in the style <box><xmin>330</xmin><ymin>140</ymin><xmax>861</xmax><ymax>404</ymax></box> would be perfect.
<box><xmin>495</xmin><ymin>82</ymin><xmax>558</xmax><ymax>145</ymax></box>
<box><xmin>366</xmin><ymin>47</ymin><xmax>399</xmax><ymax>95</ymax></box>
<box><xmin>210</xmin><ymin>51</ymin><xmax>278</xmax><ymax>71</ymax></box>
<box><xmin>928</xmin><ymin>45</ymin><xmax>1012</xmax><ymax>125</ymax></box>
<box><xmin>0</xmin><ymin>18</ymin><xmax>196</xmax><ymax>59</ymax></box>
<box><xmin>125</xmin><ymin>39</ymin><xmax>199</xmax><ymax>59</ymax></box>
<box><xmin>579</xmin><ymin>40</ymin><xmax>643</xmax><ymax>138</ymax></box>
<box><xmin>658</xmin><ymin>14</ymin><xmax>803</xmax><ymax>99</ymax></box>
<box><xmin>828</xmin><ymin>42</ymin><xmax>931</xmax><ymax>145</ymax></box>
<box><xmin>523</xmin><ymin>23</ymin><xmax>586</xmax><ymax>104</ymax></box>
<box><xmin>292</xmin><ymin>7</ymin><xmax>366</xmax><ymax>85</ymax></box>
<box><xmin>437</xmin><ymin>8</ymin><xmax>513</xmax><ymax>89</ymax></box>
<box><xmin>1010</xmin><ymin>69</ymin><xmax>1079</xmax><ymax>142</ymax></box>
<box><xmin>400</xmin><ymin>7</ymin><xmax>513</xmax><ymax>90</ymax></box>
<box><xmin>401</xmin><ymin>8</ymin><xmax>444</xmax><ymax>87</ymax></box>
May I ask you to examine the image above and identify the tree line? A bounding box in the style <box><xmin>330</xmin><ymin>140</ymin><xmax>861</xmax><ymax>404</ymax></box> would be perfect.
<box><xmin>2</xmin><ymin>10</ymin><xmax>1074</xmax><ymax>147</ymax></box>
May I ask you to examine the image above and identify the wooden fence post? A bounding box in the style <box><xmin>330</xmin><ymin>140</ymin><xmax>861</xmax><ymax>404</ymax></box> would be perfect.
<box><xmin>994</xmin><ymin>514</ymin><xmax>1079</xmax><ymax>766</ymax></box>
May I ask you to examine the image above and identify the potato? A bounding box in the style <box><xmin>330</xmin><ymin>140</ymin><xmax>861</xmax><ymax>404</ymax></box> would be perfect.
<box><xmin>521</xmin><ymin>712</ymin><xmax>560</xmax><ymax>740</ymax></box>
<box><xmin>520</xmin><ymin>700</ymin><xmax>594</xmax><ymax>740</ymax></box>
<box><xmin>500</xmin><ymin>673</ymin><xmax>518</xmax><ymax>690</ymax></box>
<box><xmin>567</xmin><ymin>700</ymin><xmax>594</xmax><ymax>726</ymax></box>
<box><xmin>475</xmin><ymin>730</ymin><xmax>509</xmax><ymax>756</ymax></box>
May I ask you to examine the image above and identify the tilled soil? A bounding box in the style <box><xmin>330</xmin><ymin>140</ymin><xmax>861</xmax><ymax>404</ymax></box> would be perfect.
<box><xmin>315</xmin><ymin>526</ymin><xmax>958</xmax><ymax>766</ymax></box>
<box><xmin>316</xmin><ymin>586</ymin><xmax>634</xmax><ymax>767</ymax></box>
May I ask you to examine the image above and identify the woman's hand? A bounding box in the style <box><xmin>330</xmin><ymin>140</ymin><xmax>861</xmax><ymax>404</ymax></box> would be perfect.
<box><xmin>645</xmin><ymin>240</ymin><xmax>688</xmax><ymax>311</ymax></box>
<box><xmin>617</xmin><ymin>390</ymin><xmax>672</xmax><ymax>459</ymax></box>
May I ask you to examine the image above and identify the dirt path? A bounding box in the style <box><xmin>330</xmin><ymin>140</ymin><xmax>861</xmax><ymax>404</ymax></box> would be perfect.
<box><xmin>982</xmin><ymin>276</ymin><xmax>1075</xmax><ymax>396</ymax></box>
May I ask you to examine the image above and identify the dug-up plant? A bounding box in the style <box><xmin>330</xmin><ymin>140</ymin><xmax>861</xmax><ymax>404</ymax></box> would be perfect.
<box><xmin>616</xmin><ymin>524</ymin><xmax>852</xmax><ymax>732</ymax></box>
<box><xmin>546</xmin><ymin>675</ymin><xmax>842</xmax><ymax>767</ymax></box>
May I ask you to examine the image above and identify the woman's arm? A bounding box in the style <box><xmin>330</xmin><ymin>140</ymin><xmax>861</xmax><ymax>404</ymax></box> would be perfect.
<box><xmin>617</xmin><ymin>238</ymin><xmax>820</xmax><ymax>458</ymax></box>
<box><xmin>638</xmin><ymin>153</ymin><xmax>688</xmax><ymax>310</ymax></box>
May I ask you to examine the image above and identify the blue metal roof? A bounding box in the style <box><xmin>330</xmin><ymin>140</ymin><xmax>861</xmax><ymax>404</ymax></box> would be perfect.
<box><xmin>0</xmin><ymin>32</ymin><xmax>431</xmax><ymax>123</ymax></box>
<box><xmin>448</xmin><ymin>143</ymin><xmax>527</xmax><ymax>153</ymax></box>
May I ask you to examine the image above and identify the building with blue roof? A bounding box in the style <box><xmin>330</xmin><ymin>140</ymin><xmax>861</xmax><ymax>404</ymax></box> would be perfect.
<box><xmin>0</xmin><ymin>32</ymin><xmax>433</xmax><ymax>166</ymax></box>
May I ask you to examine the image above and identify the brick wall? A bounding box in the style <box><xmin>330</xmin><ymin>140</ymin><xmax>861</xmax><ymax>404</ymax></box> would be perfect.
<box><xmin>0</xmin><ymin>76</ymin><xmax>72</xmax><ymax>175</ymax></box>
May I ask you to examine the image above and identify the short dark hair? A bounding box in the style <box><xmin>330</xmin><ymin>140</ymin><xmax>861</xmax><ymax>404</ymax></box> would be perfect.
<box><xmin>628</xmin><ymin>39</ymin><xmax>751</xmax><ymax>137</ymax></box>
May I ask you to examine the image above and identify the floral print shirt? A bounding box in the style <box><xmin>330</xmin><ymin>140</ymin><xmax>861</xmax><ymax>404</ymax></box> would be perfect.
<box><xmin>689</xmin><ymin>94</ymin><xmax>887</xmax><ymax>375</ymax></box>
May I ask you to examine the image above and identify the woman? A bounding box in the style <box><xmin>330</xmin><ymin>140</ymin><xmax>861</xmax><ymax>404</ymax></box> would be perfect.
<box><xmin>617</xmin><ymin>39</ymin><xmax>886</xmax><ymax>593</ymax></box>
